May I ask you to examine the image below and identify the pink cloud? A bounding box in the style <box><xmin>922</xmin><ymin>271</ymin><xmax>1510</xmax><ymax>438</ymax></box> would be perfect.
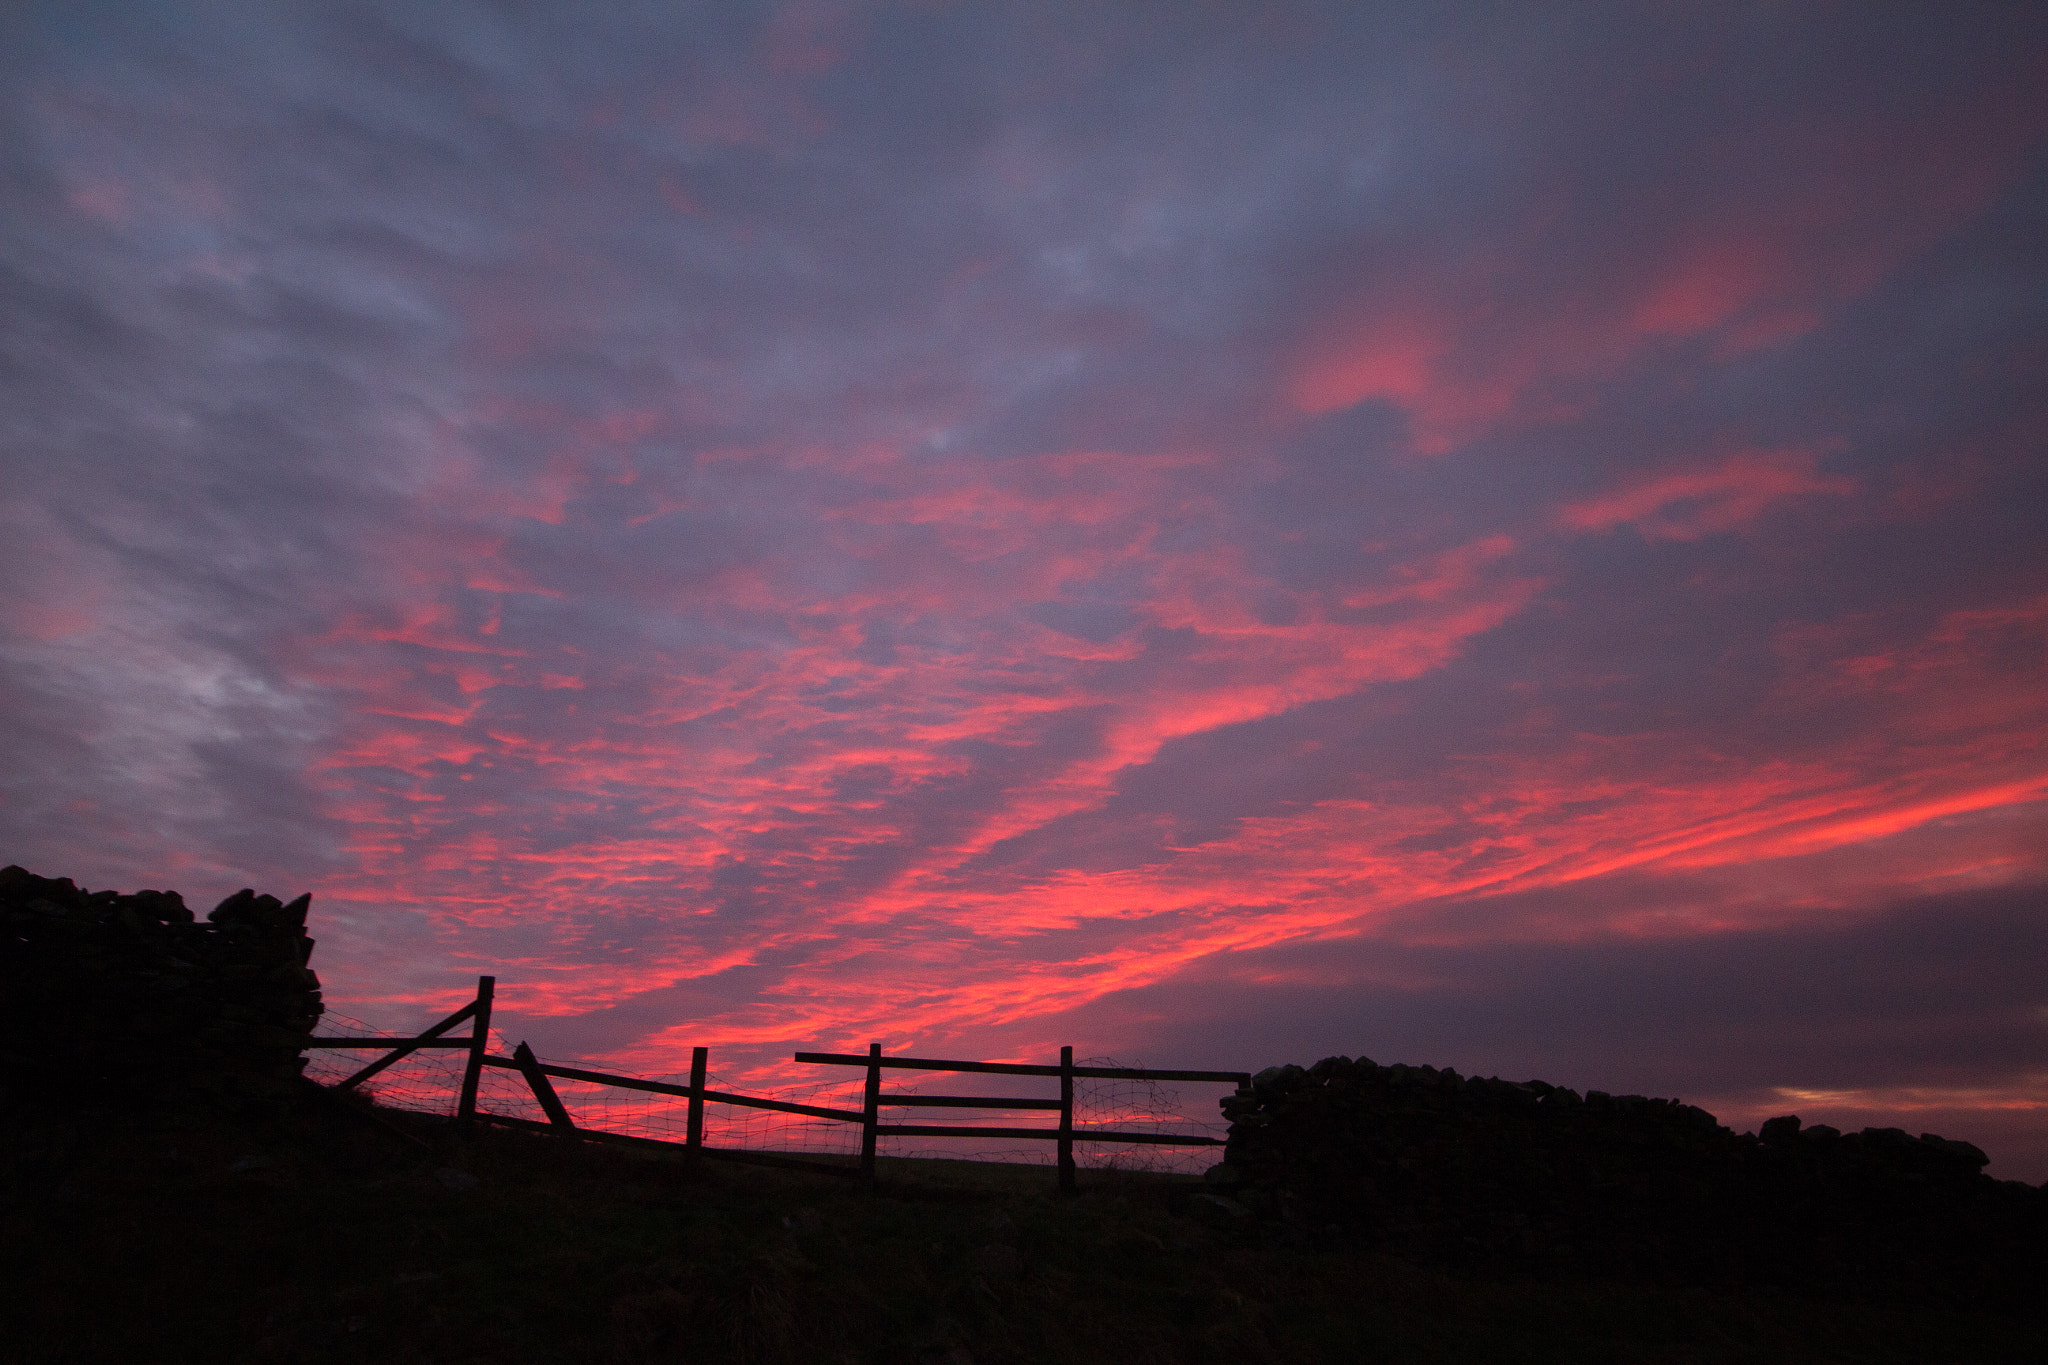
<box><xmin>65</xmin><ymin>178</ymin><xmax>132</xmax><ymax>224</ymax></box>
<box><xmin>1286</xmin><ymin>306</ymin><xmax>1523</xmax><ymax>454</ymax></box>
<box><xmin>1279</xmin><ymin>70</ymin><xmax>2047</xmax><ymax>454</ymax></box>
<box><xmin>0</xmin><ymin>507</ymin><xmax>114</xmax><ymax>643</ymax></box>
<box><xmin>1558</xmin><ymin>446</ymin><xmax>1855</xmax><ymax>540</ymax></box>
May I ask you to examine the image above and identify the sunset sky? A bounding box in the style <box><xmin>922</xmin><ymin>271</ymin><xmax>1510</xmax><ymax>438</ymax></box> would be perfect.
<box><xmin>4</xmin><ymin>4</ymin><xmax>2047</xmax><ymax>1175</ymax></box>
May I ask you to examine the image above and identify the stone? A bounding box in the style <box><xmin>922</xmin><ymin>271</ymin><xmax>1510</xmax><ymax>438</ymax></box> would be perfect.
<box><xmin>1252</xmin><ymin>1064</ymin><xmax>1307</xmax><ymax>1095</ymax></box>
<box><xmin>1</xmin><ymin>865</ymin><xmax>322</xmax><ymax>1112</ymax></box>
<box><xmin>1759</xmin><ymin>1115</ymin><xmax>1802</xmax><ymax>1147</ymax></box>
<box><xmin>1921</xmin><ymin>1134</ymin><xmax>1990</xmax><ymax>1170</ymax></box>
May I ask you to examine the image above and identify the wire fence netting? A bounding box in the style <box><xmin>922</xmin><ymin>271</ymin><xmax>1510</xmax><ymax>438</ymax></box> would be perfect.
<box><xmin>304</xmin><ymin>1012</ymin><xmax>1233</xmax><ymax>1173</ymax></box>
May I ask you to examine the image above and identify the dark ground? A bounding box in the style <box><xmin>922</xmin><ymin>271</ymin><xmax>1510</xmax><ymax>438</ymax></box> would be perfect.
<box><xmin>4</xmin><ymin>1088</ymin><xmax>2044</xmax><ymax>1365</ymax></box>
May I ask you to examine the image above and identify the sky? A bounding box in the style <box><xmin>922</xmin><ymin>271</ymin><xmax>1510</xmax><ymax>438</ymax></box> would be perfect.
<box><xmin>4</xmin><ymin>3</ymin><xmax>2047</xmax><ymax>1176</ymax></box>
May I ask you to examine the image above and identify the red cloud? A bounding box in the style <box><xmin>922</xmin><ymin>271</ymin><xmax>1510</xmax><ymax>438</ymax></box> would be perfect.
<box><xmin>1558</xmin><ymin>447</ymin><xmax>1855</xmax><ymax>540</ymax></box>
<box><xmin>1285</xmin><ymin>304</ymin><xmax>1526</xmax><ymax>454</ymax></box>
<box><xmin>286</xmin><ymin>401</ymin><xmax>2048</xmax><ymax>1066</ymax></box>
<box><xmin>1280</xmin><ymin>64</ymin><xmax>2044</xmax><ymax>454</ymax></box>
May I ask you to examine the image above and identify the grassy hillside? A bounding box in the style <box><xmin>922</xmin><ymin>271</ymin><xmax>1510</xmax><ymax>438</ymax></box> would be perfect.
<box><xmin>5</xmin><ymin>1088</ymin><xmax>2044</xmax><ymax>1365</ymax></box>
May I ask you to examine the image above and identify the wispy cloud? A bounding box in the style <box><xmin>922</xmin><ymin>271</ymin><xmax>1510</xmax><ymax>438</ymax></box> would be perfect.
<box><xmin>1559</xmin><ymin>447</ymin><xmax>1854</xmax><ymax>540</ymax></box>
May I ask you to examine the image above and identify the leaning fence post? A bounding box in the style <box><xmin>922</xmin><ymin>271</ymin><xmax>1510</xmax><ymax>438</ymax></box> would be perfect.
<box><xmin>457</xmin><ymin>974</ymin><xmax>495</xmax><ymax>1133</ymax></box>
<box><xmin>1058</xmin><ymin>1045</ymin><xmax>1076</xmax><ymax>1193</ymax></box>
<box><xmin>686</xmin><ymin>1046</ymin><xmax>708</xmax><ymax>1169</ymax></box>
<box><xmin>513</xmin><ymin>1041</ymin><xmax>577</xmax><ymax>1133</ymax></box>
<box><xmin>860</xmin><ymin>1042</ymin><xmax>882</xmax><ymax>1180</ymax></box>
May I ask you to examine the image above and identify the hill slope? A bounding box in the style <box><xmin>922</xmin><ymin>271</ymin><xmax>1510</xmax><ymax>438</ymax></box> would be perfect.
<box><xmin>6</xmin><ymin>1087</ymin><xmax>2046</xmax><ymax>1365</ymax></box>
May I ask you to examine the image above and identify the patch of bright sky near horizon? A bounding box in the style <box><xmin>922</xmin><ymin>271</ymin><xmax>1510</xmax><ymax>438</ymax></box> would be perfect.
<box><xmin>4</xmin><ymin>2</ymin><xmax>2048</xmax><ymax>1175</ymax></box>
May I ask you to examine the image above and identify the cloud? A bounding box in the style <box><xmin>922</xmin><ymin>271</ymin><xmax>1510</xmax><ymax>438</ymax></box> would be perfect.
<box><xmin>1558</xmin><ymin>447</ymin><xmax>1855</xmax><ymax>540</ymax></box>
<box><xmin>2</xmin><ymin>2</ymin><xmax>2046</xmax><ymax>1175</ymax></box>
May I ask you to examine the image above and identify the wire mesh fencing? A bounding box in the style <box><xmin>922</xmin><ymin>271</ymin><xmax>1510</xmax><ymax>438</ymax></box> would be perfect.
<box><xmin>303</xmin><ymin>1011</ymin><xmax>468</xmax><ymax>1117</ymax></box>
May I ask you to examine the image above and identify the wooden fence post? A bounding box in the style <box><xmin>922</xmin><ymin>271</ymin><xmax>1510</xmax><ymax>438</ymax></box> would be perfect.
<box><xmin>860</xmin><ymin>1042</ymin><xmax>882</xmax><ymax>1180</ymax></box>
<box><xmin>456</xmin><ymin>975</ymin><xmax>495</xmax><ymax>1133</ymax></box>
<box><xmin>686</xmin><ymin>1045</ymin><xmax>707</xmax><ymax>1170</ymax></box>
<box><xmin>513</xmin><ymin>1041</ymin><xmax>577</xmax><ymax>1133</ymax></box>
<box><xmin>1058</xmin><ymin>1045</ymin><xmax>1076</xmax><ymax>1193</ymax></box>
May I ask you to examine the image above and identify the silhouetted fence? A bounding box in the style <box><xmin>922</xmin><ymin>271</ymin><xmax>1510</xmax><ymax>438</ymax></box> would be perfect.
<box><xmin>307</xmin><ymin>975</ymin><xmax>1248</xmax><ymax>1187</ymax></box>
<box><xmin>795</xmin><ymin>1044</ymin><xmax>1246</xmax><ymax>1190</ymax></box>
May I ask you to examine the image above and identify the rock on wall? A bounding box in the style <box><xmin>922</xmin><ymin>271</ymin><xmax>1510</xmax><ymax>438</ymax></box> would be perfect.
<box><xmin>0</xmin><ymin>865</ymin><xmax>323</xmax><ymax>1111</ymax></box>
<box><xmin>1215</xmin><ymin>1056</ymin><xmax>2046</xmax><ymax>1304</ymax></box>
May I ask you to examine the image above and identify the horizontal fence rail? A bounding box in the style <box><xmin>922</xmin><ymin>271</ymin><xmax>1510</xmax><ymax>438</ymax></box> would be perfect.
<box><xmin>308</xmin><ymin>1039</ymin><xmax>478</xmax><ymax>1047</ymax></box>
<box><xmin>474</xmin><ymin>1055</ymin><xmax>869</xmax><ymax>1124</ymax></box>
<box><xmin>794</xmin><ymin>1051</ymin><xmax>1254</xmax><ymax>1084</ymax></box>
<box><xmin>887</xmin><ymin>1095</ymin><xmax>1065</xmax><ymax>1110</ymax></box>
<box><xmin>304</xmin><ymin>976</ymin><xmax>1247</xmax><ymax>1190</ymax></box>
<box><xmin>875</xmin><ymin>1126</ymin><xmax>1231</xmax><ymax>1146</ymax></box>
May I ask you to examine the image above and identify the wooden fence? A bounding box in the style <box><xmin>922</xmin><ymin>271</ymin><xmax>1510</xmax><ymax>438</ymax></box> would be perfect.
<box><xmin>307</xmin><ymin>975</ymin><xmax>1249</xmax><ymax>1188</ymax></box>
<box><xmin>794</xmin><ymin>1044</ymin><xmax>1247</xmax><ymax>1190</ymax></box>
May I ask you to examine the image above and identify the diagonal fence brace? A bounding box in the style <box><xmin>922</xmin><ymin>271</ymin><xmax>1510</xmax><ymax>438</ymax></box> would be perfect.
<box><xmin>337</xmin><ymin>996</ymin><xmax>480</xmax><ymax>1092</ymax></box>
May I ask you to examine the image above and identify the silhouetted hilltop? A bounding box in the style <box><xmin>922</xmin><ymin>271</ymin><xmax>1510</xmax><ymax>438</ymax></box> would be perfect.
<box><xmin>1214</xmin><ymin>1056</ymin><xmax>2048</xmax><ymax>1310</ymax></box>
<box><xmin>5</xmin><ymin>865</ymin><xmax>2048</xmax><ymax>1359</ymax></box>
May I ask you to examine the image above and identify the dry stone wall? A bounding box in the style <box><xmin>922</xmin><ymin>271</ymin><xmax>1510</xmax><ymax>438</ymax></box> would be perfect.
<box><xmin>1216</xmin><ymin>1055</ymin><xmax>2046</xmax><ymax>1307</ymax></box>
<box><xmin>0</xmin><ymin>865</ymin><xmax>323</xmax><ymax>1111</ymax></box>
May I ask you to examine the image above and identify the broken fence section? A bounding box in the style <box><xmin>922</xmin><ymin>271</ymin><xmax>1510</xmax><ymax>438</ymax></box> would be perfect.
<box><xmin>304</xmin><ymin>975</ymin><xmax>1249</xmax><ymax>1187</ymax></box>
